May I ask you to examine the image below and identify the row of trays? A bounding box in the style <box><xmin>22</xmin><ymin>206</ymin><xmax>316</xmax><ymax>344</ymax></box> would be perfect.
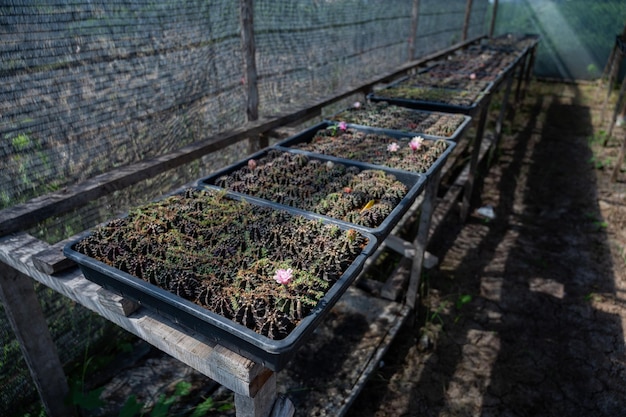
<box><xmin>64</xmin><ymin>33</ymin><xmax>538</xmax><ymax>371</ymax></box>
<box><xmin>64</xmin><ymin>111</ymin><xmax>465</xmax><ymax>370</ymax></box>
<box><xmin>369</xmin><ymin>33</ymin><xmax>540</xmax><ymax>115</ymax></box>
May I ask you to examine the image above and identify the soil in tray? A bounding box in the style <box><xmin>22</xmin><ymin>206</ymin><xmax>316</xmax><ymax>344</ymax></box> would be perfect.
<box><xmin>72</xmin><ymin>188</ymin><xmax>370</xmax><ymax>340</ymax></box>
<box><xmin>292</xmin><ymin>125</ymin><xmax>449</xmax><ymax>174</ymax></box>
<box><xmin>212</xmin><ymin>150</ymin><xmax>410</xmax><ymax>229</ymax></box>
<box><xmin>328</xmin><ymin>102</ymin><xmax>467</xmax><ymax>137</ymax></box>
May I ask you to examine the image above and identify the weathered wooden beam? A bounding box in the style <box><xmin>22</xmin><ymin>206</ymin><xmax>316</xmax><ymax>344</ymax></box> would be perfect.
<box><xmin>31</xmin><ymin>235</ymin><xmax>82</xmax><ymax>274</ymax></box>
<box><xmin>0</xmin><ymin>264</ymin><xmax>77</xmax><ymax>416</ymax></box>
<box><xmin>0</xmin><ymin>35</ymin><xmax>485</xmax><ymax>238</ymax></box>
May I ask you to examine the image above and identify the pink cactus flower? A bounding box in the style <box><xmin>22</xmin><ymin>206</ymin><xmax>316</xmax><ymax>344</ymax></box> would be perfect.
<box><xmin>274</xmin><ymin>268</ymin><xmax>293</xmax><ymax>285</ymax></box>
<box><xmin>387</xmin><ymin>142</ymin><xmax>400</xmax><ymax>152</ymax></box>
<box><xmin>409</xmin><ymin>136</ymin><xmax>424</xmax><ymax>151</ymax></box>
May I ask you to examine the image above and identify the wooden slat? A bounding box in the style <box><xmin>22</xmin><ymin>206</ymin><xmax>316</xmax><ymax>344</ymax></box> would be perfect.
<box><xmin>0</xmin><ymin>35</ymin><xmax>485</xmax><ymax>238</ymax></box>
<box><xmin>0</xmin><ymin>265</ymin><xmax>77</xmax><ymax>417</ymax></box>
<box><xmin>31</xmin><ymin>236</ymin><xmax>82</xmax><ymax>274</ymax></box>
<box><xmin>0</xmin><ymin>233</ymin><xmax>268</xmax><ymax>397</ymax></box>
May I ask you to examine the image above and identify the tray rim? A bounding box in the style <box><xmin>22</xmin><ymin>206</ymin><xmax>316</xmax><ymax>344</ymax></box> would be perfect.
<box><xmin>63</xmin><ymin>188</ymin><xmax>379</xmax><ymax>371</ymax></box>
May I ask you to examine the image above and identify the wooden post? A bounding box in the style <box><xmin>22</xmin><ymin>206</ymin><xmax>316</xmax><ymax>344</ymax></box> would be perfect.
<box><xmin>600</xmin><ymin>23</ymin><xmax>626</xmax><ymax>89</ymax></box>
<box><xmin>606</xmin><ymin>73</ymin><xmax>626</xmax><ymax>146</ymax></box>
<box><xmin>240</xmin><ymin>0</ymin><xmax>261</xmax><ymax>155</ymax></box>
<box><xmin>460</xmin><ymin>96</ymin><xmax>491</xmax><ymax>222</ymax></box>
<box><xmin>521</xmin><ymin>44</ymin><xmax>537</xmax><ymax>101</ymax></box>
<box><xmin>489</xmin><ymin>0</ymin><xmax>499</xmax><ymax>38</ymax></box>
<box><xmin>408</xmin><ymin>0</ymin><xmax>420</xmax><ymax>61</ymax></box>
<box><xmin>406</xmin><ymin>170</ymin><xmax>441</xmax><ymax>311</ymax></box>
<box><xmin>0</xmin><ymin>265</ymin><xmax>77</xmax><ymax>417</ymax></box>
<box><xmin>462</xmin><ymin>0</ymin><xmax>474</xmax><ymax>42</ymax></box>
<box><xmin>493</xmin><ymin>72</ymin><xmax>515</xmax><ymax>148</ymax></box>
<box><xmin>611</xmin><ymin>123</ymin><xmax>626</xmax><ymax>182</ymax></box>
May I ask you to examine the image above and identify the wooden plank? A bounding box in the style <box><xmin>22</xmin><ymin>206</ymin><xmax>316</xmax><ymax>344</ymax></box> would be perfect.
<box><xmin>31</xmin><ymin>235</ymin><xmax>82</xmax><ymax>274</ymax></box>
<box><xmin>0</xmin><ymin>35</ymin><xmax>486</xmax><ymax>238</ymax></box>
<box><xmin>97</xmin><ymin>287</ymin><xmax>141</xmax><ymax>317</ymax></box>
<box><xmin>0</xmin><ymin>265</ymin><xmax>77</xmax><ymax>416</ymax></box>
<box><xmin>0</xmin><ymin>233</ymin><xmax>268</xmax><ymax>397</ymax></box>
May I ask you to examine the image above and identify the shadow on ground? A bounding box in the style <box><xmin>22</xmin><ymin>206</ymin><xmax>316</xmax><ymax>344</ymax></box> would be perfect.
<box><xmin>346</xmin><ymin>81</ymin><xmax>626</xmax><ymax>417</ymax></box>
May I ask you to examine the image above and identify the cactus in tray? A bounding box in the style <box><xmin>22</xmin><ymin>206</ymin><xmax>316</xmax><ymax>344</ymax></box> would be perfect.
<box><xmin>328</xmin><ymin>101</ymin><xmax>466</xmax><ymax>137</ymax></box>
<box><xmin>73</xmin><ymin>188</ymin><xmax>369</xmax><ymax>340</ymax></box>
<box><xmin>293</xmin><ymin>125</ymin><xmax>449</xmax><ymax>174</ymax></box>
<box><xmin>215</xmin><ymin>150</ymin><xmax>409</xmax><ymax>229</ymax></box>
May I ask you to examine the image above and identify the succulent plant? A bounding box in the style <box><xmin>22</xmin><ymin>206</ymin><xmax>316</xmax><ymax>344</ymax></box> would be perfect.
<box><xmin>74</xmin><ymin>188</ymin><xmax>369</xmax><ymax>340</ymax></box>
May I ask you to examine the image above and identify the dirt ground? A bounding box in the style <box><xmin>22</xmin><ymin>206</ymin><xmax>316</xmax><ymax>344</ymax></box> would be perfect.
<box><xmin>82</xmin><ymin>80</ymin><xmax>626</xmax><ymax>417</ymax></box>
<box><xmin>345</xmin><ymin>81</ymin><xmax>626</xmax><ymax>417</ymax></box>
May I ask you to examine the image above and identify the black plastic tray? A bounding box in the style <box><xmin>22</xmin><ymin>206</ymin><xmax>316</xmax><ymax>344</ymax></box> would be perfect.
<box><xmin>64</xmin><ymin>189</ymin><xmax>378</xmax><ymax>371</ymax></box>
<box><xmin>273</xmin><ymin>122</ymin><xmax>456</xmax><ymax>182</ymax></box>
<box><xmin>324</xmin><ymin>105</ymin><xmax>472</xmax><ymax>142</ymax></box>
<box><xmin>198</xmin><ymin>148</ymin><xmax>426</xmax><ymax>238</ymax></box>
<box><xmin>367</xmin><ymin>76</ymin><xmax>492</xmax><ymax>115</ymax></box>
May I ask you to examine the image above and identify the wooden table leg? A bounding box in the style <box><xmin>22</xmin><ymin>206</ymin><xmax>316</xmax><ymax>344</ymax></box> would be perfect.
<box><xmin>406</xmin><ymin>169</ymin><xmax>441</xmax><ymax>311</ymax></box>
<box><xmin>0</xmin><ymin>265</ymin><xmax>77</xmax><ymax>417</ymax></box>
<box><xmin>494</xmin><ymin>72</ymin><xmax>515</xmax><ymax>148</ymax></box>
<box><xmin>460</xmin><ymin>99</ymin><xmax>491</xmax><ymax>222</ymax></box>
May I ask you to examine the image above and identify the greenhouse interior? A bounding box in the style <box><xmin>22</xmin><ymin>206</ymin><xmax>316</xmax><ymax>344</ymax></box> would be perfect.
<box><xmin>1</xmin><ymin>1</ymin><xmax>626</xmax><ymax>416</ymax></box>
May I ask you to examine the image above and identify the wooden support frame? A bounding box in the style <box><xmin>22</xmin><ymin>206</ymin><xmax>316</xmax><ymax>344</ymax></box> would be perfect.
<box><xmin>0</xmin><ymin>33</ymin><xmax>537</xmax><ymax>417</ymax></box>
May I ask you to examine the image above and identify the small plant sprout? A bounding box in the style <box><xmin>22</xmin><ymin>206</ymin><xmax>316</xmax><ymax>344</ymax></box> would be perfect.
<box><xmin>326</xmin><ymin>122</ymin><xmax>346</xmax><ymax>136</ymax></box>
<box><xmin>274</xmin><ymin>268</ymin><xmax>293</xmax><ymax>285</ymax></box>
<box><xmin>387</xmin><ymin>142</ymin><xmax>400</xmax><ymax>152</ymax></box>
<box><xmin>409</xmin><ymin>136</ymin><xmax>424</xmax><ymax>151</ymax></box>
